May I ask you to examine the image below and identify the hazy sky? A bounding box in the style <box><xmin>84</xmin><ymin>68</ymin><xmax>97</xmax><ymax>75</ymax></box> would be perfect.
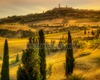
<box><xmin>0</xmin><ymin>0</ymin><xmax>100</xmax><ymax>18</ymax></box>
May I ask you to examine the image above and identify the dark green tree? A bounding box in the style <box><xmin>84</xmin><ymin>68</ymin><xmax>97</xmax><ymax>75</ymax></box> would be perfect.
<box><xmin>17</xmin><ymin>37</ymin><xmax>41</xmax><ymax>80</ymax></box>
<box><xmin>65</xmin><ymin>31</ymin><xmax>74</xmax><ymax>77</ymax></box>
<box><xmin>50</xmin><ymin>40</ymin><xmax>55</xmax><ymax>52</ymax></box>
<box><xmin>1</xmin><ymin>39</ymin><xmax>10</xmax><ymax>80</ymax></box>
<box><xmin>16</xmin><ymin>54</ymin><xmax>19</xmax><ymax>62</ymax></box>
<box><xmin>17</xmin><ymin>65</ymin><xmax>27</xmax><ymax>80</ymax></box>
<box><xmin>58</xmin><ymin>39</ymin><xmax>64</xmax><ymax>51</ymax></box>
<box><xmin>91</xmin><ymin>30</ymin><xmax>95</xmax><ymax>36</ymax></box>
<box><xmin>95</xmin><ymin>29</ymin><xmax>100</xmax><ymax>39</ymax></box>
<box><xmin>39</xmin><ymin>29</ymin><xmax>46</xmax><ymax>80</ymax></box>
<box><xmin>45</xmin><ymin>42</ymin><xmax>50</xmax><ymax>55</ymax></box>
<box><xmin>84</xmin><ymin>29</ymin><xmax>86</xmax><ymax>35</ymax></box>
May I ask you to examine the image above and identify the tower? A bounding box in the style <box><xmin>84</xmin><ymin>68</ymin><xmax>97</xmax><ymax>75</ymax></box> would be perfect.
<box><xmin>59</xmin><ymin>3</ymin><xmax>60</xmax><ymax>8</ymax></box>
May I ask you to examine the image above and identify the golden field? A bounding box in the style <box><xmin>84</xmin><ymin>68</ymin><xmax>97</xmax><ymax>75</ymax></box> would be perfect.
<box><xmin>0</xmin><ymin>18</ymin><xmax>100</xmax><ymax>80</ymax></box>
<box><xmin>0</xmin><ymin>27</ymin><xmax>100</xmax><ymax>80</ymax></box>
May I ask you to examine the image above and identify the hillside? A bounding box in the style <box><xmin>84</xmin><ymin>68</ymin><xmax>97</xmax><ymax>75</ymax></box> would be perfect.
<box><xmin>0</xmin><ymin>19</ymin><xmax>100</xmax><ymax>38</ymax></box>
<box><xmin>0</xmin><ymin>4</ymin><xmax>100</xmax><ymax>80</ymax></box>
<box><xmin>0</xmin><ymin>6</ymin><xmax>100</xmax><ymax>38</ymax></box>
<box><xmin>0</xmin><ymin>29</ymin><xmax>100</xmax><ymax>80</ymax></box>
<box><xmin>0</xmin><ymin>6</ymin><xmax>100</xmax><ymax>24</ymax></box>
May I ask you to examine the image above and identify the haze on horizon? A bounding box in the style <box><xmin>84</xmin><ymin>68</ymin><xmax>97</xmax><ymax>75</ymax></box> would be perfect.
<box><xmin>0</xmin><ymin>0</ymin><xmax>100</xmax><ymax>18</ymax></box>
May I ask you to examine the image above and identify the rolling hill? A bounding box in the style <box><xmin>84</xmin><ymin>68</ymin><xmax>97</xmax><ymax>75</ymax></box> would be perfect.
<box><xmin>0</xmin><ymin>6</ymin><xmax>100</xmax><ymax>24</ymax></box>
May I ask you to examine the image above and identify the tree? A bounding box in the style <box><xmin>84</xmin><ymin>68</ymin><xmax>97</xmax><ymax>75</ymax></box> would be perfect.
<box><xmin>65</xmin><ymin>31</ymin><xmax>74</xmax><ymax>77</ymax></box>
<box><xmin>84</xmin><ymin>29</ymin><xmax>86</xmax><ymax>35</ymax></box>
<box><xmin>1</xmin><ymin>39</ymin><xmax>10</xmax><ymax>80</ymax></box>
<box><xmin>50</xmin><ymin>40</ymin><xmax>55</xmax><ymax>52</ymax></box>
<box><xmin>17</xmin><ymin>65</ymin><xmax>26</xmax><ymax>80</ymax></box>
<box><xmin>91</xmin><ymin>30</ymin><xmax>95</xmax><ymax>36</ymax></box>
<box><xmin>39</xmin><ymin>29</ymin><xmax>46</xmax><ymax>80</ymax></box>
<box><xmin>16</xmin><ymin>54</ymin><xmax>19</xmax><ymax>62</ymax></box>
<box><xmin>17</xmin><ymin>37</ymin><xmax>41</xmax><ymax>80</ymax></box>
<box><xmin>45</xmin><ymin>42</ymin><xmax>50</xmax><ymax>55</ymax></box>
<box><xmin>95</xmin><ymin>29</ymin><xmax>100</xmax><ymax>39</ymax></box>
<box><xmin>58</xmin><ymin>39</ymin><xmax>64</xmax><ymax>51</ymax></box>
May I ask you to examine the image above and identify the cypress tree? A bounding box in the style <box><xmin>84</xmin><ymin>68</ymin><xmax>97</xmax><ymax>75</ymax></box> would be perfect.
<box><xmin>1</xmin><ymin>39</ymin><xmax>10</xmax><ymax>80</ymax></box>
<box><xmin>16</xmin><ymin>54</ymin><xmax>19</xmax><ymax>62</ymax></box>
<box><xmin>95</xmin><ymin>29</ymin><xmax>100</xmax><ymax>39</ymax></box>
<box><xmin>65</xmin><ymin>31</ymin><xmax>74</xmax><ymax>76</ymax></box>
<box><xmin>17</xmin><ymin>65</ymin><xmax>26</xmax><ymax>80</ymax></box>
<box><xmin>17</xmin><ymin>37</ymin><xmax>41</xmax><ymax>80</ymax></box>
<box><xmin>45</xmin><ymin>42</ymin><xmax>50</xmax><ymax>55</ymax></box>
<box><xmin>91</xmin><ymin>30</ymin><xmax>95</xmax><ymax>36</ymax></box>
<box><xmin>84</xmin><ymin>29</ymin><xmax>86</xmax><ymax>35</ymax></box>
<box><xmin>39</xmin><ymin>29</ymin><xmax>46</xmax><ymax>80</ymax></box>
<box><xmin>50</xmin><ymin>40</ymin><xmax>55</xmax><ymax>52</ymax></box>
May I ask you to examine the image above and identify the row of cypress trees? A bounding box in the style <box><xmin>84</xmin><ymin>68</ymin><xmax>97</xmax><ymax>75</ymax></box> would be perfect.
<box><xmin>1</xmin><ymin>30</ymin><xmax>74</xmax><ymax>80</ymax></box>
<box><xmin>17</xmin><ymin>29</ymin><xmax>46</xmax><ymax>80</ymax></box>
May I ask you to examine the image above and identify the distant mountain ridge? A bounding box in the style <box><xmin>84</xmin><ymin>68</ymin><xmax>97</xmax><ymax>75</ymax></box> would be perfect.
<box><xmin>0</xmin><ymin>6</ymin><xmax>100</xmax><ymax>24</ymax></box>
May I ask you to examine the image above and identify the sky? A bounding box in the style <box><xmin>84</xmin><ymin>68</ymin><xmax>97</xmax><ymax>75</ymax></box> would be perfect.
<box><xmin>0</xmin><ymin>0</ymin><xmax>100</xmax><ymax>18</ymax></box>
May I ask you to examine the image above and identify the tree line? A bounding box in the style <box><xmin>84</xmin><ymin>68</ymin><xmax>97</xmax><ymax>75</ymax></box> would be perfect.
<box><xmin>84</xmin><ymin>28</ymin><xmax>100</xmax><ymax>39</ymax></box>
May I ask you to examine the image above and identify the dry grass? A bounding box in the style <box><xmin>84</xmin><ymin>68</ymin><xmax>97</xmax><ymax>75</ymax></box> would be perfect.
<box><xmin>28</xmin><ymin>18</ymin><xmax>100</xmax><ymax>26</ymax></box>
<box><xmin>0</xmin><ymin>24</ymin><xmax>29</xmax><ymax>31</ymax></box>
<box><xmin>0</xmin><ymin>38</ymin><xmax>28</xmax><ymax>57</ymax></box>
<box><xmin>0</xmin><ymin>25</ymin><xmax>100</xmax><ymax>80</ymax></box>
<box><xmin>68</xmin><ymin>19</ymin><xmax>100</xmax><ymax>26</ymax></box>
<box><xmin>30</xmin><ymin>18</ymin><xmax>63</xmax><ymax>26</ymax></box>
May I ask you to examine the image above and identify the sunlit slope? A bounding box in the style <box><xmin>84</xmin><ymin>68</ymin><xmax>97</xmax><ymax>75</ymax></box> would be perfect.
<box><xmin>3</xmin><ymin>47</ymin><xmax>100</xmax><ymax>80</ymax></box>
<box><xmin>46</xmin><ymin>48</ymin><xmax>100</xmax><ymax>80</ymax></box>
<box><xmin>0</xmin><ymin>42</ymin><xmax>99</xmax><ymax>80</ymax></box>
<box><xmin>29</xmin><ymin>18</ymin><xmax>100</xmax><ymax>26</ymax></box>
<box><xmin>0</xmin><ymin>38</ymin><xmax>28</xmax><ymax>57</ymax></box>
<box><xmin>0</xmin><ymin>30</ymin><xmax>99</xmax><ymax>80</ymax></box>
<box><xmin>0</xmin><ymin>24</ymin><xmax>29</xmax><ymax>31</ymax></box>
<box><xmin>1</xmin><ymin>18</ymin><xmax>100</xmax><ymax>31</ymax></box>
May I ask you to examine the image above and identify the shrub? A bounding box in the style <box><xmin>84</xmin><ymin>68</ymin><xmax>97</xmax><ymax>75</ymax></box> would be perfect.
<box><xmin>73</xmin><ymin>40</ymin><xmax>85</xmax><ymax>49</ymax></box>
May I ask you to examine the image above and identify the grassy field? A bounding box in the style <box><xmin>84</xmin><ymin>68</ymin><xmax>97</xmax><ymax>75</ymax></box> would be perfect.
<box><xmin>0</xmin><ymin>23</ymin><xmax>100</xmax><ymax>80</ymax></box>
<box><xmin>1</xmin><ymin>18</ymin><xmax>100</xmax><ymax>31</ymax></box>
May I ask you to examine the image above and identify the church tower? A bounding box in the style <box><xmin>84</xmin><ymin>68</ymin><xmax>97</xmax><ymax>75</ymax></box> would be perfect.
<box><xmin>59</xmin><ymin>3</ymin><xmax>60</xmax><ymax>8</ymax></box>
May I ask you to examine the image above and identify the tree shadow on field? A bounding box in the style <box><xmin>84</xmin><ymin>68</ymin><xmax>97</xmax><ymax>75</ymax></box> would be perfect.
<box><xmin>76</xmin><ymin>52</ymin><xmax>91</xmax><ymax>59</ymax></box>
